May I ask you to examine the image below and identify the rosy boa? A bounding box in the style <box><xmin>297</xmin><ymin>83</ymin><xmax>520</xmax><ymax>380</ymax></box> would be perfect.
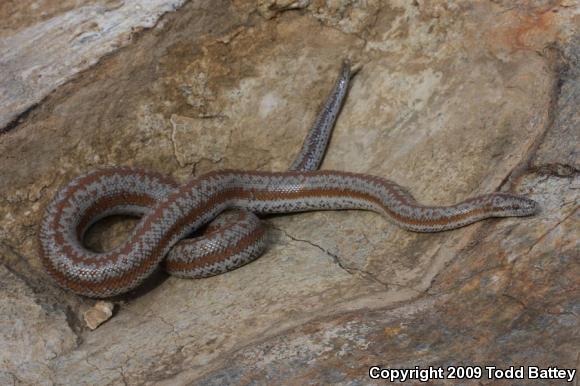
<box><xmin>39</xmin><ymin>61</ymin><xmax>538</xmax><ymax>297</ymax></box>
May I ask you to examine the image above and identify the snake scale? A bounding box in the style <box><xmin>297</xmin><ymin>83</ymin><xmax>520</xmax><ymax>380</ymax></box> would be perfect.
<box><xmin>39</xmin><ymin>61</ymin><xmax>538</xmax><ymax>298</ymax></box>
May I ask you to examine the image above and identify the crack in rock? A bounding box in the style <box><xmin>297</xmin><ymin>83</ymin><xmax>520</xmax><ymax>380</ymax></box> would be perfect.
<box><xmin>531</xmin><ymin>163</ymin><xmax>580</xmax><ymax>178</ymax></box>
<box><xmin>269</xmin><ymin>223</ymin><xmax>421</xmax><ymax>293</ymax></box>
<box><xmin>525</xmin><ymin>207</ymin><xmax>578</xmax><ymax>254</ymax></box>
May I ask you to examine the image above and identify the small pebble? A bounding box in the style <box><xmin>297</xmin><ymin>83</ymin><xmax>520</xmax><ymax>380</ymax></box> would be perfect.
<box><xmin>83</xmin><ymin>301</ymin><xmax>115</xmax><ymax>330</ymax></box>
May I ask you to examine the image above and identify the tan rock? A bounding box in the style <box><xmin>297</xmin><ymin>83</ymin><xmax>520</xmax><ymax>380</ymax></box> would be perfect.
<box><xmin>84</xmin><ymin>301</ymin><xmax>115</xmax><ymax>330</ymax></box>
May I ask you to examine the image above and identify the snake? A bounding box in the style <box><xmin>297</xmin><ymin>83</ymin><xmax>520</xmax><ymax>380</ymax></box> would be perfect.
<box><xmin>39</xmin><ymin>61</ymin><xmax>538</xmax><ymax>298</ymax></box>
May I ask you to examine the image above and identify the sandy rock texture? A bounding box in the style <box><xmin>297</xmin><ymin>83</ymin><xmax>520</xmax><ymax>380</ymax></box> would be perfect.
<box><xmin>0</xmin><ymin>0</ymin><xmax>187</xmax><ymax>131</ymax></box>
<box><xmin>0</xmin><ymin>0</ymin><xmax>578</xmax><ymax>384</ymax></box>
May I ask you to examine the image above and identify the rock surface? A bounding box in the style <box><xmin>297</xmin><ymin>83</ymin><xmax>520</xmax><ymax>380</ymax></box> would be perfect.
<box><xmin>0</xmin><ymin>0</ymin><xmax>187</xmax><ymax>131</ymax></box>
<box><xmin>0</xmin><ymin>0</ymin><xmax>578</xmax><ymax>384</ymax></box>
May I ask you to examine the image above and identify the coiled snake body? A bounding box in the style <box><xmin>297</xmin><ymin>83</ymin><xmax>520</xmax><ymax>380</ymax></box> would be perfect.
<box><xmin>39</xmin><ymin>61</ymin><xmax>538</xmax><ymax>298</ymax></box>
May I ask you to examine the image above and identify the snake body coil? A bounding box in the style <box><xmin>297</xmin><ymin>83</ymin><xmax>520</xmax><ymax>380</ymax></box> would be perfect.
<box><xmin>39</xmin><ymin>61</ymin><xmax>538</xmax><ymax>297</ymax></box>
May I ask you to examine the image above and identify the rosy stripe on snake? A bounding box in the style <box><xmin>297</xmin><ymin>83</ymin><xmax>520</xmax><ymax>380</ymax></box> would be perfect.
<box><xmin>39</xmin><ymin>61</ymin><xmax>538</xmax><ymax>298</ymax></box>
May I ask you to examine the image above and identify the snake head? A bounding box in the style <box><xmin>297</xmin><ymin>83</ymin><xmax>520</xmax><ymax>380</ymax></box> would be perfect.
<box><xmin>488</xmin><ymin>193</ymin><xmax>539</xmax><ymax>217</ymax></box>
